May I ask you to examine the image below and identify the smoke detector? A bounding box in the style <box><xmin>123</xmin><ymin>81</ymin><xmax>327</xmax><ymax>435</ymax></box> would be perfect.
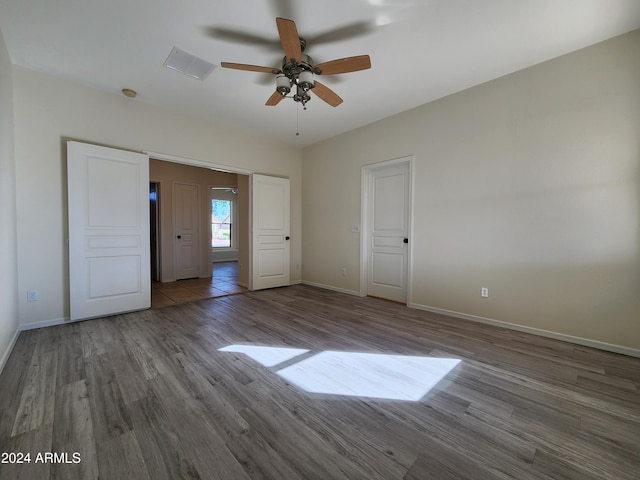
<box><xmin>121</xmin><ymin>88</ymin><xmax>137</xmax><ymax>98</ymax></box>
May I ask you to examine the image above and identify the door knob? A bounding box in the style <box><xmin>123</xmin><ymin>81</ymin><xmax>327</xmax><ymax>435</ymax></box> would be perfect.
<box><xmin>285</xmin><ymin>236</ymin><xmax>290</xmax><ymax>240</ymax></box>
<box><xmin>403</xmin><ymin>238</ymin><xmax>408</xmax><ymax>244</ymax></box>
<box><xmin>177</xmin><ymin>235</ymin><xmax>182</xmax><ymax>239</ymax></box>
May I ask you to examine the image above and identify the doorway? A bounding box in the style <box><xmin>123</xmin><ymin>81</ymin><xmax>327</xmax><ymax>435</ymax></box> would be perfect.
<box><xmin>361</xmin><ymin>156</ymin><xmax>413</xmax><ymax>304</ymax></box>
<box><xmin>148</xmin><ymin>158</ymin><xmax>252</xmax><ymax>307</ymax></box>
<box><xmin>147</xmin><ymin>153</ymin><xmax>291</xmax><ymax>306</ymax></box>
<box><xmin>150</xmin><ymin>182</ymin><xmax>160</xmax><ymax>282</ymax></box>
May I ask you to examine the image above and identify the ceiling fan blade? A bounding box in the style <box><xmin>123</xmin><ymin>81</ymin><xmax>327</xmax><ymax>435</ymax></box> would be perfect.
<box><xmin>313</xmin><ymin>55</ymin><xmax>371</xmax><ymax>75</ymax></box>
<box><xmin>312</xmin><ymin>81</ymin><xmax>343</xmax><ymax>107</ymax></box>
<box><xmin>306</xmin><ymin>21</ymin><xmax>374</xmax><ymax>45</ymax></box>
<box><xmin>265</xmin><ymin>90</ymin><xmax>285</xmax><ymax>106</ymax></box>
<box><xmin>221</xmin><ymin>62</ymin><xmax>280</xmax><ymax>74</ymax></box>
<box><xmin>276</xmin><ymin>17</ymin><xmax>302</xmax><ymax>63</ymax></box>
<box><xmin>204</xmin><ymin>27</ymin><xmax>280</xmax><ymax>50</ymax></box>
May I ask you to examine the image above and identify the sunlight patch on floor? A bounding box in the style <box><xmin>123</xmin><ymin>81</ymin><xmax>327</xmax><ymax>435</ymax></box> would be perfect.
<box><xmin>278</xmin><ymin>351</ymin><xmax>460</xmax><ymax>401</ymax></box>
<box><xmin>219</xmin><ymin>345</ymin><xmax>460</xmax><ymax>401</ymax></box>
<box><xmin>218</xmin><ymin>344</ymin><xmax>309</xmax><ymax>367</ymax></box>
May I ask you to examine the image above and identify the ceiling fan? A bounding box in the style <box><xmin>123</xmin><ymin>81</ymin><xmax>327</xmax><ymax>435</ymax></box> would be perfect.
<box><xmin>220</xmin><ymin>18</ymin><xmax>371</xmax><ymax>109</ymax></box>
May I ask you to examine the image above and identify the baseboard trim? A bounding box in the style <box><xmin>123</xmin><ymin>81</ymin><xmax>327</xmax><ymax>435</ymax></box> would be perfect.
<box><xmin>0</xmin><ymin>326</ymin><xmax>21</xmax><ymax>374</ymax></box>
<box><xmin>13</xmin><ymin>296</ymin><xmax>638</xmax><ymax>359</ymax></box>
<box><xmin>20</xmin><ymin>317</ymin><xmax>70</xmax><ymax>331</ymax></box>
<box><xmin>301</xmin><ymin>280</ymin><xmax>361</xmax><ymax>297</ymax></box>
<box><xmin>409</xmin><ymin>302</ymin><xmax>640</xmax><ymax>358</ymax></box>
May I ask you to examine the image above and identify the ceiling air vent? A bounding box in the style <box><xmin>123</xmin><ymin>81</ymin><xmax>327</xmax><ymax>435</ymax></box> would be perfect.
<box><xmin>163</xmin><ymin>47</ymin><xmax>214</xmax><ymax>80</ymax></box>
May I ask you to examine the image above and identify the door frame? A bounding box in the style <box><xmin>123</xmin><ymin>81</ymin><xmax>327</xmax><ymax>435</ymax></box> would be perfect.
<box><xmin>360</xmin><ymin>155</ymin><xmax>414</xmax><ymax>303</ymax></box>
<box><xmin>145</xmin><ymin>150</ymin><xmax>255</xmax><ymax>289</ymax></box>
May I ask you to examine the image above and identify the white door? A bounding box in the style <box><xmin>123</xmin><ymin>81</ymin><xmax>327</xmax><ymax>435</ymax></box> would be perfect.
<box><xmin>67</xmin><ymin>141</ymin><xmax>150</xmax><ymax>321</ymax></box>
<box><xmin>173</xmin><ymin>182</ymin><xmax>200</xmax><ymax>280</ymax></box>
<box><xmin>365</xmin><ymin>160</ymin><xmax>411</xmax><ymax>303</ymax></box>
<box><xmin>252</xmin><ymin>174</ymin><xmax>290</xmax><ymax>290</ymax></box>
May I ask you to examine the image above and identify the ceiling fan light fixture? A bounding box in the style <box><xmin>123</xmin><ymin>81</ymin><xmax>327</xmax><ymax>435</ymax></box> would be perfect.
<box><xmin>297</xmin><ymin>70</ymin><xmax>315</xmax><ymax>91</ymax></box>
<box><xmin>294</xmin><ymin>85</ymin><xmax>311</xmax><ymax>109</ymax></box>
<box><xmin>276</xmin><ymin>74</ymin><xmax>291</xmax><ymax>95</ymax></box>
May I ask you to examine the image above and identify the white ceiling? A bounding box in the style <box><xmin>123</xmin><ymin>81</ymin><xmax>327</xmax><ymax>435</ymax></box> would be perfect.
<box><xmin>1</xmin><ymin>0</ymin><xmax>639</xmax><ymax>147</ymax></box>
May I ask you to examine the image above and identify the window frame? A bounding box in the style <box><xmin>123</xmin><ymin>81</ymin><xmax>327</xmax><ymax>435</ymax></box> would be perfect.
<box><xmin>210</xmin><ymin>188</ymin><xmax>237</xmax><ymax>252</ymax></box>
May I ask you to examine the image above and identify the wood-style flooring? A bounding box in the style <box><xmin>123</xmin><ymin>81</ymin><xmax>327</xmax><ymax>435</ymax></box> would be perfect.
<box><xmin>1</xmin><ymin>285</ymin><xmax>639</xmax><ymax>479</ymax></box>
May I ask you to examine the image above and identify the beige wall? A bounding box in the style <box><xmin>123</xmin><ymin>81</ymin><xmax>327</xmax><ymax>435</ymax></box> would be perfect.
<box><xmin>302</xmin><ymin>30</ymin><xmax>640</xmax><ymax>351</ymax></box>
<box><xmin>13</xmin><ymin>66</ymin><xmax>302</xmax><ymax>327</ymax></box>
<box><xmin>0</xmin><ymin>29</ymin><xmax>19</xmax><ymax>370</ymax></box>
<box><xmin>149</xmin><ymin>159</ymin><xmax>242</xmax><ymax>282</ymax></box>
<box><xmin>7</xmin><ymin>28</ymin><xmax>639</xmax><ymax>353</ymax></box>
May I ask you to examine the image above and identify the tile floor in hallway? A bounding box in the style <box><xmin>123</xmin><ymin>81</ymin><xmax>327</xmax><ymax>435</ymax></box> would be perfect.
<box><xmin>151</xmin><ymin>261</ymin><xmax>247</xmax><ymax>308</ymax></box>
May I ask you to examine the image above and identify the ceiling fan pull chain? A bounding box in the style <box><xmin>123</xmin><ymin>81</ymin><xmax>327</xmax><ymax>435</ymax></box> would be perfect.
<box><xmin>296</xmin><ymin>102</ymin><xmax>300</xmax><ymax>136</ymax></box>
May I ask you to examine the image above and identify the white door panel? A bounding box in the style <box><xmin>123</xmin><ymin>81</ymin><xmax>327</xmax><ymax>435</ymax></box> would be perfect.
<box><xmin>371</xmin><ymin>252</ymin><xmax>405</xmax><ymax>287</ymax></box>
<box><xmin>373</xmin><ymin>174</ymin><xmax>406</xmax><ymax>231</ymax></box>
<box><xmin>88</xmin><ymin>256</ymin><xmax>141</xmax><ymax>297</ymax></box>
<box><xmin>67</xmin><ymin>141</ymin><xmax>150</xmax><ymax>321</ymax></box>
<box><xmin>252</xmin><ymin>174</ymin><xmax>290</xmax><ymax>290</ymax></box>
<box><xmin>366</xmin><ymin>161</ymin><xmax>411</xmax><ymax>303</ymax></box>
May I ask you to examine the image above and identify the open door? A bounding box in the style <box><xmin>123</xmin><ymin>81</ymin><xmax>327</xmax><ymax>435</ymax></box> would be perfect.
<box><xmin>67</xmin><ymin>141</ymin><xmax>150</xmax><ymax>320</ymax></box>
<box><xmin>252</xmin><ymin>174</ymin><xmax>290</xmax><ymax>290</ymax></box>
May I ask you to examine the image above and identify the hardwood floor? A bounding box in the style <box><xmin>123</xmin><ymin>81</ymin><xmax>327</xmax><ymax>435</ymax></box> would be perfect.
<box><xmin>1</xmin><ymin>285</ymin><xmax>639</xmax><ymax>479</ymax></box>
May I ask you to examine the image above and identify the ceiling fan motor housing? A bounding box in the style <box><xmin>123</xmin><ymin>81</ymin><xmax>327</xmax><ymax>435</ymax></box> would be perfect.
<box><xmin>294</xmin><ymin>85</ymin><xmax>311</xmax><ymax>106</ymax></box>
<box><xmin>282</xmin><ymin>53</ymin><xmax>316</xmax><ymax>91</ymax></box>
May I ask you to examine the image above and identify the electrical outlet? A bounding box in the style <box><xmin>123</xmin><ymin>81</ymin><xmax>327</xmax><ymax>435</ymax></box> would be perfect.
<box><xmin>341</xmin><ymin>268</ymin><xmax>347</xmax><ymax>277</ymax></box>
<box><xmin>27</xmin><ymin>290</ymin><xmax>38</xmax><ymax>302</ymax></box>
<box><xmin>481</xmin><ymin>287</ymin><xmax>489</xmax><ymax>298</ymax></box>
